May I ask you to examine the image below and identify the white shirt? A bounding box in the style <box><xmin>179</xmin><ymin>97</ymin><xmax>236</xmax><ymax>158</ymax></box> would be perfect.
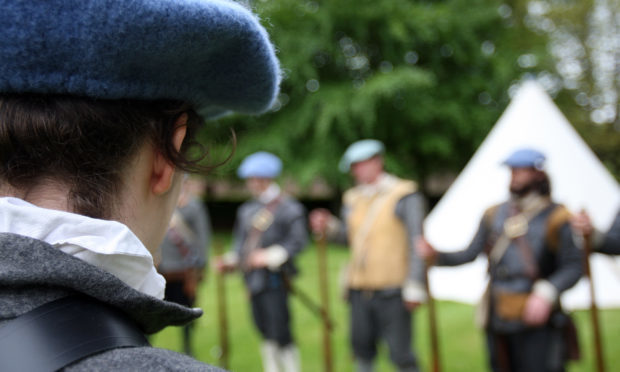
<box><xmin>0</xmin><ymin>197</ymin><xmax>165</xmax><ymax>299</ymax></box>
<box><xmin>354</xmin><ymin>172</ymin><xmax>398</xmax><ymax>196</ymax></box>
<box><xmin>258</xmin><ymin>182</ymin><xmax>281</xmax><ymax>204</ymax></box>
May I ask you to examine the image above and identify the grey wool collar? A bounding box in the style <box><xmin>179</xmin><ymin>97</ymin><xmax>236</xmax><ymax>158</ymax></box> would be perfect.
<box><xmin>0</xmin><ymin>233</ymin><xmax>202</xmax><ymax>334</ymax></box>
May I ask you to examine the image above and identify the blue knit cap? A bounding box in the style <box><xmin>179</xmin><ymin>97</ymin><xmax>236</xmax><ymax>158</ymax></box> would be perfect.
<box><xmin>0</xmin><ymin>0</ymin><xmax>280</xmax><ymax>119</ymax></box>
<box><xmin>339</xmin><ymin>139</ymin><xmax>385</xmax><ymax>172</ymax></box>
<box><xmin>503</xmin><ymin>148</ymin><xmax>546</xmax><ymax>170</ymax></box>
<box><xmin>238</xmin><ymin>152</ymin><xmax>282</xmax><ymax>179</ymax></box>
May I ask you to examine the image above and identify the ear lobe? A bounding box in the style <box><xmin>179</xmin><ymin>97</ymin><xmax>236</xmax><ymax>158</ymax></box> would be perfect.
<box><xmin>151</xmin><ymin>114</ymin><xmax>188</xmax><ymax>195</ymax></box>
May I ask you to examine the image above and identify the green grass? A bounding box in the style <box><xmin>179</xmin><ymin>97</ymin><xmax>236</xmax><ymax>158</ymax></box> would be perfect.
<box><xmin>151</xmin><ymin>238</ymin><xmax>620</xmax><ymax>371</ymax></box>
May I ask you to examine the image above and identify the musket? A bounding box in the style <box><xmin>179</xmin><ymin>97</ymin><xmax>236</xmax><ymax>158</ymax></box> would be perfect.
<box><xmin>317</xmin><ymin>231</ymin><xmax>333</xmax><ymax>372</ymax></box>
<box><xmin>423</xmin><ymin>261</ymin><xmax>441</xmax><ymax>372</ymax></box>
<box><xmin>583</xmin><ymin>231</ymin><xmax>606</xmax><ymax>372</ymax></box>
<box><xmin>282</xmin><ymin>273</ymin><xmax>335</xmax><ymax>332</ymax></box>
<box><xmin>214</xmin><ymin>240</ymin><xmax>230</xmax><ymax>369</ymax></box>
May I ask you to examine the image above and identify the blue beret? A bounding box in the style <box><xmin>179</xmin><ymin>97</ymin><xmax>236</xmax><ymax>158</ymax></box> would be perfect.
<box><xmin>0</xmin><ymin>0</ymin><xmax>280</xmax><ymax>119</ymax></box>
<box><xmin>339</xmin><ymin>139</ymin><xmax>385</xmax><ymax>172</ymax></box>
<box><xmin>503</xmin><ymin>148</ymin><xmax>546</xmax><ymax>169</ymax></box>
<box><xmin>238</xmin><ymin>152</ymin><xmax>282</xmax><ymax>179</ymax></box>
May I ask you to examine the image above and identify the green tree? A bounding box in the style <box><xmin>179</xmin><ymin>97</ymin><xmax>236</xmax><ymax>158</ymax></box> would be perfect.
<box><xmin>200</xmin><ymin>0</ymin><xmax>558</xmax><ymax>194</ymax></box>
<box><xmin>523</xmin><ymin>0</ymin><xmax>620</xmax><ymax>179</ymax></box>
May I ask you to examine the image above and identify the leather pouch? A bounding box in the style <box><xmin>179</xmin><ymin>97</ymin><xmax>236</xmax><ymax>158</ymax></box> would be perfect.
<box><xmin>494</xmin><ymin>290</ymin><xmax>529</xmax><ymax>320</ymax></box>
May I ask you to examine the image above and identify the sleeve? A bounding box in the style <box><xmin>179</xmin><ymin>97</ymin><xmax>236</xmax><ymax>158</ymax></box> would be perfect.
<box><xmin>325</xmin><ymin>204</ymin><xmax>350</xmax><ymax>245</ymax></box>
<box><xmin>394</xmin><ymin>192</ymin><xmax>428</xmax><ymax>302</ymax></box>
<box><xmin>279</xmin><ymin>202</ymin><xmax>310</xmax><ymax>257</ymax></box>
<box><xmin>533</xmin><ymin>222</ymin><xmax>584</xmax><ymax>303</ymax></box>
<box><xmin>186</xmin><ymin>199</ymin><xmax>211</xmax><ymax>269</ymax></box>
<box><xmin>598</xmin><ymin>210</ymin><xmax>620</xmax><ymax>255</ymax></box>
<box><xmin>436</xmin><ymin>216</ymin><xmax>490</xmax><ymax>266</ymax></box>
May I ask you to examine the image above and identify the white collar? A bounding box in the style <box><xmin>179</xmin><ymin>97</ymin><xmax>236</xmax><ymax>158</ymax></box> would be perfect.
<box><xmin>0</xmin><ymin>197</ymin><xmax>165</xmax><ymax>299</ymax></box>
<box><xmin>355</xmin><ymin>172</ymin><xmax>397</xmax><ymax>196</ymax></box>
<box><xmin>258</xmin><ymin>182</ymin><xmax>281</xmax><ymax>204</ymax></box>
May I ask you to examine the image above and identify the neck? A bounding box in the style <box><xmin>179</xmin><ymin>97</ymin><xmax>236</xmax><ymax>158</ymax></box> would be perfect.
<box><xmin>1</xmin><ymin>182</ymin><xmax>72</xmax><ymax>213</ymax></box>
<box><xmin>258</xmin><ymin>182</ymin><xmax>281</xmax><ymax>204</ymax></box>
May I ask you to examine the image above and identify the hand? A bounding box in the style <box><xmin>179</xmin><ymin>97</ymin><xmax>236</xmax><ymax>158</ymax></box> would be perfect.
<box><xmin>522</xmin><ymin>294</ymin><xmax>552</xmax><ymax>326</ymax></box>
<box><xmin>415</xmin><ymin>236</ymin><xmax>437</xmax><ymax>261</ymax></box>
<box><xmin>309</xmin><ymin>208</ymin><xmax>332</xmax><ymax>235</ymax></box>
<box><xmin>214</xmin><ymin>256</ymin><xmax>236</xmax><ymax>273</ymax></box>
<box><xmin>571</xmin><ymin>210</ymin><xmax>593</xmax><ymax>236</ymax></box>
<box><xmin>404</xmin><ymin>300</ymin><xmax>421</xmax><ymax>311</ymax></box>
<box><xmin>247</xmin><ymin>250</ymin><xmax>268</xmax><ymax>269</ymax></box>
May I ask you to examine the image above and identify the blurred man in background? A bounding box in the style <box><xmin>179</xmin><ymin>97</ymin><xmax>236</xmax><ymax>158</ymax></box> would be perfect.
<box><xmin>158</xmin><ymin>176</ymin><xmax>212</xmax><ymax>356</ymax></box>
<box><xmin>417</xmin><ymin>148</ymin><xmax>582</xmax><ymax>372</ymax></box>
<box><xmin>217</xmin><ymin>152</ymin><xmax>308</xmax><ymax>372</ymax></box>
<box><xmin>310</xmin><ymin>139</ymin><xmax>426</xmax><ymax>372</ymax></box>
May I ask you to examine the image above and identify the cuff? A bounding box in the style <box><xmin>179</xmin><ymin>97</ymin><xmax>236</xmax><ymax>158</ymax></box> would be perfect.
<box><xmin>264</xmin><ymin>245</ymin><xmax>289</xmax><ymax>270</ymax></box>
<box><xmin>532</xmin><ymin>279</ymin><xmax>558</xmax><ymax>304</ymax></box>
<box><xmin>326</xmin><ymin>216</ymin><xmax>342</xmax><ymax>239</ymax></box>
<box><xmin>222</xmin><ymin>251</ymin><xmax>239</xmax><ymax>266</ymax></box>
<box><xmin>402</xmin><ymin>280</ymin><xmax>427</xmax><ymax>303</ymax></box>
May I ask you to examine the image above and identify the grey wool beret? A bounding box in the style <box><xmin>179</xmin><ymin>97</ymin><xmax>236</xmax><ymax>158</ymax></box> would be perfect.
<box><xmin>0</xmin><ymin>0</ymin><xmax>281</xmax><ymax>119</ymax></box>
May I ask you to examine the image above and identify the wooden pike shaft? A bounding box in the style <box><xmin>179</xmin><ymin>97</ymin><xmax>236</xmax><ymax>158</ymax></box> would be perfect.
<box><xmin>214</xmin><ymin>241</ymin><xmax>229</xmax><ymax>370</ymax></box>
<box><xmin>424</xmin><ymin>265</ymin><xmax>441</xmax><ymax>372</ymax></box>
<box><xmin>317</xmin><ymin>233</ymin><xmax>333</xmax><ymax>372</ymax></box>
<box><xmin>584</xmin><ymin>233</ymin><xmax>605</xmax><ymax>372</ymax></box>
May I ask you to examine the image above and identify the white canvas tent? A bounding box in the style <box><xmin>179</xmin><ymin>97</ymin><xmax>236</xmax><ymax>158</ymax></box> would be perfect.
<box><xmin>424</xmin><ymin>80</ymin><xmax>620</xmax><ymax>310</ymax></box>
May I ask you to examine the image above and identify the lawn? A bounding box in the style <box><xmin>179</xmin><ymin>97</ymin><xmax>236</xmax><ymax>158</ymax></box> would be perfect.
<box><xmin>151</xmin><ymin>239</ymin><xmax>620</xmax><ymax>371</ymax></box>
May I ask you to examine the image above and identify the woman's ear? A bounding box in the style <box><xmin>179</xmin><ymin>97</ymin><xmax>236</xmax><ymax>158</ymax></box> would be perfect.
<box><xmin>151</xmin><ymin>114</ymin><xmax>188</xmax><ymax>195</ymax></box>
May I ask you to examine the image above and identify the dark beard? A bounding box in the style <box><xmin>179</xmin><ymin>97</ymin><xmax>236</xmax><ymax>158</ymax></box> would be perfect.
<box><xmin>510</xmin><ymin>182</ymin><xmax>534</xmax><ymax>197</ymax></box>
<box><xmin>510</xmin><ymin>175</ymin><xmax>550</xmax><ymax>197</ymax></box>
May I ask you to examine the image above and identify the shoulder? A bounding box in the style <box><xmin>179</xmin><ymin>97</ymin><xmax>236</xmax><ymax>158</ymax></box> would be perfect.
<box><xmin>394</xmin><ymin>177</ymin><xmax>417</xmax><ymax>193</ymax></box>
<box><xmin>237</xmin><ymin>200</ymin><xmax>257</xmax><ymax>215</ymax></box>
<box><xmin>65</xmin><ymin>346</ymin><xmax>224</xmax><ymax>371</ymax></box>
<box><xmin>545</xmin><ymin>203</ymin><xmax>573</xmax><ymax>250</ymax></box>
<box><xmin>387</xmin><ymin>176</ymin><xmax>418</xmax><ymax>199</ymax></box>
<box><xmin>482</xmin><ymin>202</ymin><xmax>506</xmax><ymax>226</ymax></box>
<box><xmin>279</xmin><ymin>196</ymin><xmax>306</xmax><ymax>217</ymax></box>
<box><xmin>343</xmin><ymin>186</ymin><xmax>361</xmax><ymax>206</ymax></box>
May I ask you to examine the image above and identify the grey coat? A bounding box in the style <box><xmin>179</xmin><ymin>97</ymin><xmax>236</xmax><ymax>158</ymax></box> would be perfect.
<box><xmin>0</xmin><ymin>233</ymin><xmax>223</xmax><ymax>371</ymax></box>
<box><xmin>232</xmin><ymin>196</ymin><xmax>308</xmax><ymax>295</ymax></box>
<box><xmin>159</xmin><ymin>198</ymin><xmax>212</xmax><ymax>273</ymax></box>
<box><xmin>436</xmin><ymin>201</ymin><xmax>583</xmax><ymax>333</ymax></box>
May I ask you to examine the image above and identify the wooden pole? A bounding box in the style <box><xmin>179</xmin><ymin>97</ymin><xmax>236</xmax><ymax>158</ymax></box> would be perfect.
<box><xmin>423</xmin><ymin>264</ymin><xmax>441</xmax><ymax>372</ymax></box>
<box><xmin>214</xmin><ymin>241</ymin><xmax>229</xmax><ymax>370</ymax></box>
<box><xmin>583</xmin><ymin>232</ymin><xmax>605</xmax><ymax>372</ymax></box>
<box><xmin>317</xmin><ymin>232</ymin><xmax>333</xmax><ymax>372</ymax></box>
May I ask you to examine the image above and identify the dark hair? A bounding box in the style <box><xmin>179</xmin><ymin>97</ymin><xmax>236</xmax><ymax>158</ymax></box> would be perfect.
<box><xmin>0</xmin><ymin>94</ymin><xmax>211</xmax><ymax>219</ymax></box>
<box><xmin>533</xmin><ymin>171</ymin><xmax>551</xmax><ymax>196</ymax></box>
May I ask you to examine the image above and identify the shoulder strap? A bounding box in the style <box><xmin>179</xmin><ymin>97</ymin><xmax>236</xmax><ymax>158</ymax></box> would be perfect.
<box><xmin>239</xmin><ymin>197</ymin><xmax>283</xmax><ymax>270</ymax></box>
<box><xmin>545</xmin><ymin>204</ymin><xmax>572</xmax><ymax>252</ymax></box>
<box><xmin>0</xmin><ymin>295</ymin><xmax>149</xmax><ymax>372</ymax></box>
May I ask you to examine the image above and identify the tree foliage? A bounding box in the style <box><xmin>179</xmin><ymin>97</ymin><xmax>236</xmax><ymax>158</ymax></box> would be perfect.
<box><xmin>199</xmin><ymin>0</ymin><xmax>577</xmax><ymax>193</ymax></box>
<box><xmin>523</xmin><ymin>0</ymin><xmax>620</xmax><ymax>179</ymax></box>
